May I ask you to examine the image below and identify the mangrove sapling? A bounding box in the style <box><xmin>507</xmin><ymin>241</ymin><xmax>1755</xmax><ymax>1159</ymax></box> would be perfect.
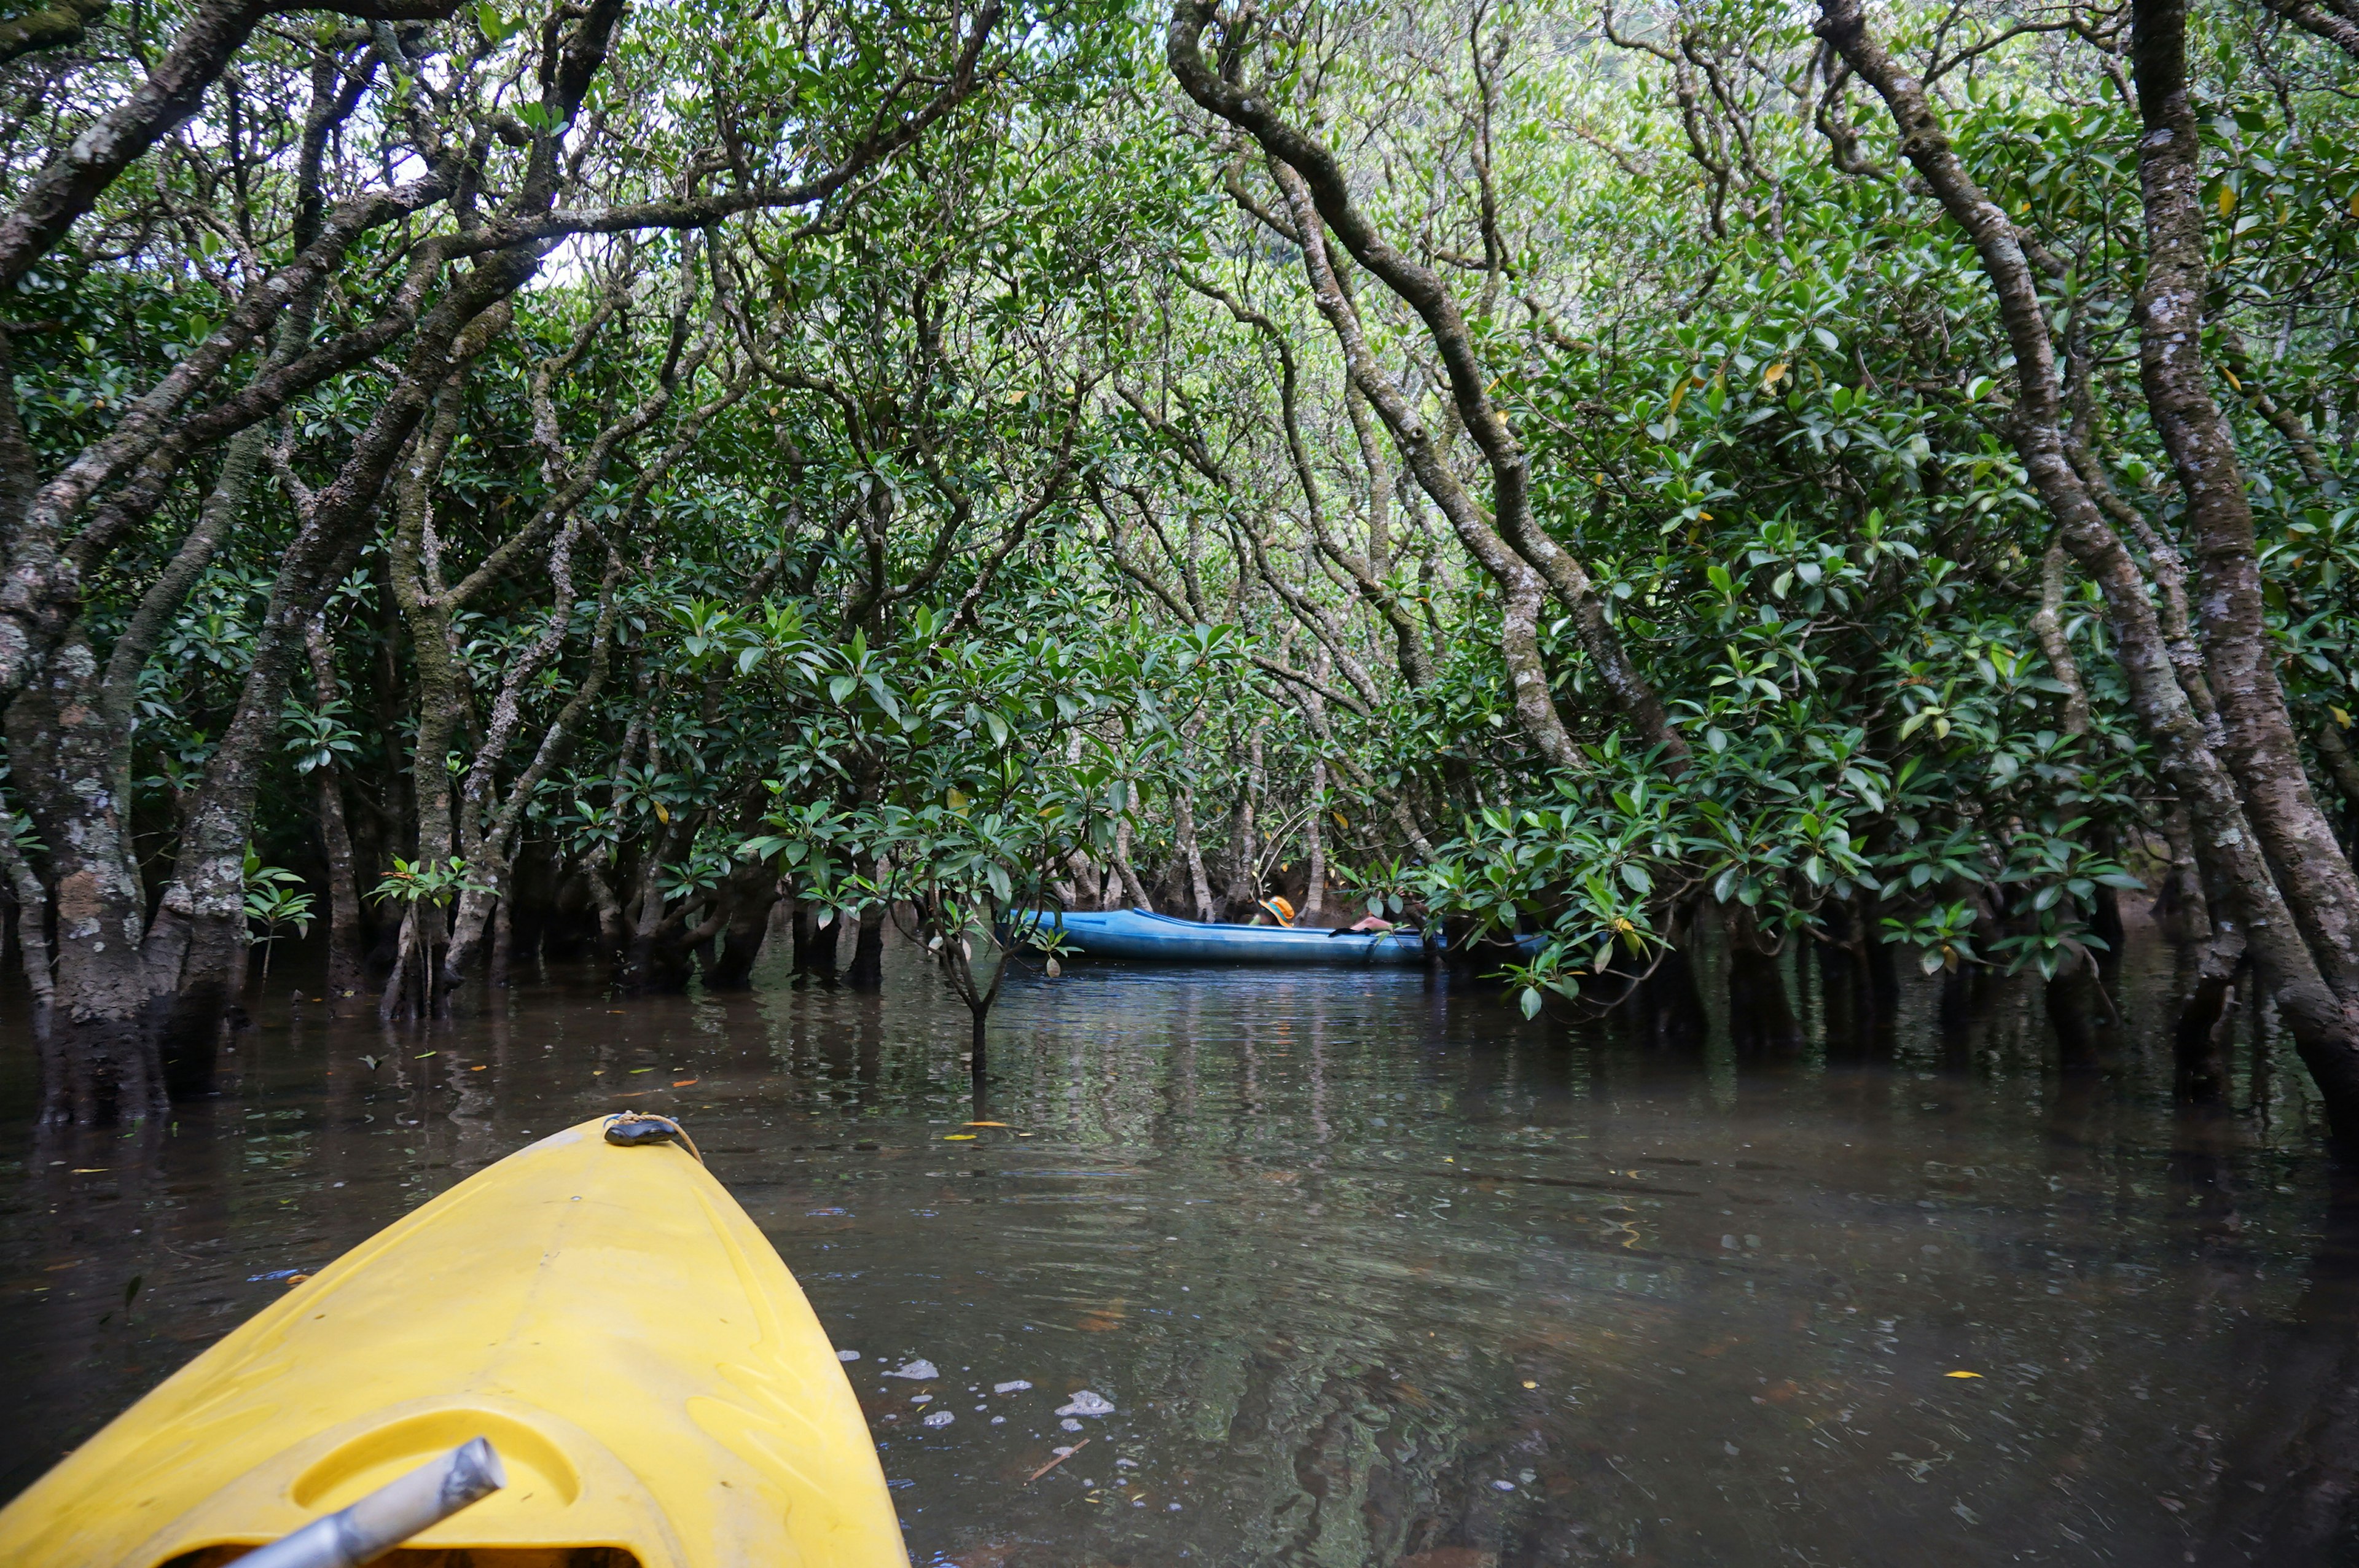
<box><xmin>771</xmin><ymin>766</ymin><xmax>1136</xmax><ymax>1055</ymax></box>
<box><xmin>241</xmin><ymin>851</ymin><xmax>315</xmax><ymax>983</ymax></box>
<box><xmin>371</xmin><ymin>857</ymin><xmax>484</xmax><ymax>1021</ymax></box>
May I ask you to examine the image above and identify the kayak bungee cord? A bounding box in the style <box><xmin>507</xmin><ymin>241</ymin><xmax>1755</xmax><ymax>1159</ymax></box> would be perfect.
<box><xmin>603</xmin><ymin>1110</ymin><xmax>705</xmax><ymax>1164</ymax></box>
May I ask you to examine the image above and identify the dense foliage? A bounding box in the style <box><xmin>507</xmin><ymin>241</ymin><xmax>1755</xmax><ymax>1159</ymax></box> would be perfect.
<box><xmin>4</xmin><ymin>0</ymin><xmax>2357</xmax><ymax>1129</ymax></box>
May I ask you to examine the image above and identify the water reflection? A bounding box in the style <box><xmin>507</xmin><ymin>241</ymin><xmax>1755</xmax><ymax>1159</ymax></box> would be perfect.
<box><xmin>1</xmin><ymin>929</ymin><xmax>2356</xmax><ymax>1565</ymax></box>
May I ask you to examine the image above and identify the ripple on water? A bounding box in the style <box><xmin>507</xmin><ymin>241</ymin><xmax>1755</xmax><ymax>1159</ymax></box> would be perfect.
<box><xmin>0</xmin><ymin>932</ymin><xmax>2345</xmax><ymax>1566</ymax></box>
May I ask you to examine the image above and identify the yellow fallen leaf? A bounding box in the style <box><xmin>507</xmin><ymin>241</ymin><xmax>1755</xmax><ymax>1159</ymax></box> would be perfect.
<box><xmin>944</xmin><ymin>1133</ymin><xmax>977</xmax><ymax>1141</ymax></box>
<box><xmin>673</xmin><ymin>1078</ymin><xmax>698</xmax><ymax>1087</ymax></box>
<box><xmin>1944</xmin><ymin>1370</ymin><xmax>1983</xmax><ymax>1379</ymax></box>
<box><xmin>470</xmin><ymin>1064</ymin><xmax>487</xmax><ymax>1071</ymax></box>
<box><xmin>2334</xmin><ymin>706</ymin><xmax>2351</xmax><ymax>728</ymax></box>
<box><xmin>69</xmin><ymin>1168</ymin><xmax>108</xmax><ymax>1174</ymax></box>
<box><xmin>1521</xmin><ymin>1380</ymin><xmax>1538</xmax><ymax>1389</ymax></box>
<box><xmin>964</xmin><ymin>1120</ymin><xmax>1007</xmax><ymax>1127</ymax></box>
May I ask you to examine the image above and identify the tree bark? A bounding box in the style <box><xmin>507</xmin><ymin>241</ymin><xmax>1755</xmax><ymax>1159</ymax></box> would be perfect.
<box><xmin>2132</xmin><ymin>0</ymin><xmax>2359</xmax><ymax>1005</ymax></box>
<box><xmin>440</xmin><ymin>543</ymin><xmax>627</xmax><ymax>984</ymax></box>
<box><xmin>1173</xmin><ymin>714</ymin><xmax>1216</xmax><ymax>924</ymax></box>
<box><xmin>1303</xmin><ymin>759</ymin><xmax>1328</xmax><ymax>922</ymax></box>
<box><xmin>149</xmin><ymin>267</ymin><xmax>533</xmax><ymax>1044</ymax></box>
<box><xmin>704</xmin><ymin>856</ymin><xmax>779</xmax><ymax>989</ymax></box>
<box><xmin>0</xmin><ymin>0</ymin><xmax>273</xmax><ymax>294</ymax></box>
<box><xmin>1817</xmin><ymin>0</ymin><xmax>2359</xmax><ymax>1142</ymax></box>
<box><xmin>302</xmin><ymin>616</ymin><xmax>367</xmax><ymax>1009</ymax></box>
<box><xmin>2256</xmin><ymin>0</ymin><xmax>2359</xmax><ymax>62</ymax></box>
<box><xmin>2</xmin><ymin>632</ymin><xmax>161</xmax><ymax>1121</ymax></box>
<box><xmin>1111</xmin><ymin>812</ymin><xmax>1154</xmax><ymax>911</ymax></box>
<box><xmin>1223</xmin><ymin>724</ymin><xmax>1263</xmax><ymax>918</ymax></box>
<box><xmin>2029</xmin><ymin>541</ymin><xmax>2094</xmax><ymax>737</ymax></box>
<box><xmin>848</xmin><ymin>888</ymin><xmax>886</xmax><ymax>988</ymax></box>
<box><xmin>0</xmin><ymin>794</ymin><xmax>52</xmax><ymax>1004</ymax></box>
<box><xmin>792</xmin><ymin>892</ymin><xmax>842</xmax><ymax>977</ymax></box>
<box><xmin>1166</xmin><ymin>7</ymin><xmax>1683</xmax><ymax>765</ymax></box>
<box><xmin>9</xmin><ymin>398</ymin><xmax>271</xmax><ymax>1109</ymax></box>
<box><xmin>1259</xmin><ymin>157</ymin><xmax>1584</xmax><ymax>774</ymax></box>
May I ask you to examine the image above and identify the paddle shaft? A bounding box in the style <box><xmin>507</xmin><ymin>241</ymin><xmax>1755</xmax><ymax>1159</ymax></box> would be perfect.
<box><xmin>233</xmin><ymin>1438</ymin><xmax>505</xmax><ymax>1568</ymax></box>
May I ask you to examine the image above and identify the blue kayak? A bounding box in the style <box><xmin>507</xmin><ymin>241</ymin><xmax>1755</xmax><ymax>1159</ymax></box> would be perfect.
<box><xmin>1004</xmin><ymin>908</ymin><xmax>1441</xmax><ymax>966</ymax></box>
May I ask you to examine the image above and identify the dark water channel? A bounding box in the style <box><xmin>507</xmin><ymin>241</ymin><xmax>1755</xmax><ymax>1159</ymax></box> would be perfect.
<box><xmin>4</xmin><ymin>927</ymin><xmax>2357</xmax><ymax>1566</ymax></box>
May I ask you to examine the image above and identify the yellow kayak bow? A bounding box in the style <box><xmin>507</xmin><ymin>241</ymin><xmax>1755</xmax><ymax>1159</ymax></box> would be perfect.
<box><xmin>0</xmin><ymin>1116</ymin><xmax>908</xmax><ymax>1568</ymax></box>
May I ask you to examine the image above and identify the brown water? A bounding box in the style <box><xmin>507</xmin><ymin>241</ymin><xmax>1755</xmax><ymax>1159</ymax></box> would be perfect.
<box><xmin>2</xmin><ymin>929</ymin><xmax>2353</xmax><ymax>1566</ymax></box>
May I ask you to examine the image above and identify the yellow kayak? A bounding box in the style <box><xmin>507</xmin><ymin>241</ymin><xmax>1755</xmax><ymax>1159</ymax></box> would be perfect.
<box><xmin>0</xmin><ymin>1116</ymin><xmax>908</xmax><ymax>1568</ymax></box>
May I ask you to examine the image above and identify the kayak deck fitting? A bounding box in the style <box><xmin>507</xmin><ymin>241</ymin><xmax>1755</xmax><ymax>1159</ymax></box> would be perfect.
<box><xmin>0</xmin><ymin>1117</ymin><xmax>906</xmax><ymax>1568</ymax></box>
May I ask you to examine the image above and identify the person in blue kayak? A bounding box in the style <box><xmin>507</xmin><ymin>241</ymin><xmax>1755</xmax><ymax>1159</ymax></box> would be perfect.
<box><xmin>1259</xmin><ymin>893</ymin><xmax>1406</xmax><ymax>934</ymax></box>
